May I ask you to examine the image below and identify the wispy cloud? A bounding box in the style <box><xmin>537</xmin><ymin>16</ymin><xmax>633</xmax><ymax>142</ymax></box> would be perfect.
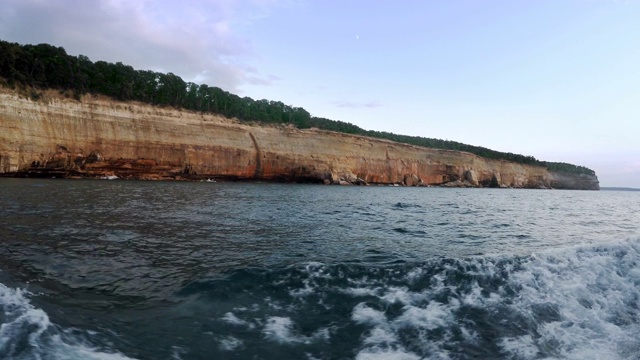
<box><xmin>333</xmin><ymin>100</ymin><xmax>383</xmax><ymax>108</ymax></box>
<box><xmin>0</xmin><ymin>0</ymin><xmax>285</xmax><ymax>92</ymax></box>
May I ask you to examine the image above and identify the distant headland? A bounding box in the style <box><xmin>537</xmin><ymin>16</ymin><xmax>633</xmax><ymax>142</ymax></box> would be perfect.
<box><xmin>0</xmin><ymin>40</ymin><xmax>599</xmax><ymax>190</ymax></box>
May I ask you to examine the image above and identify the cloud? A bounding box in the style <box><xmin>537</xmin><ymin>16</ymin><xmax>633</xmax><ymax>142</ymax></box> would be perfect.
<box><xmin>0</xmin><ymin>0</ymin><xmax>283</xmax><ymax>92</ymax></box>
<box><xmin>333</xmin><ymin>100</ymin><xmax>383</xmax><ymax>108</ymax></box>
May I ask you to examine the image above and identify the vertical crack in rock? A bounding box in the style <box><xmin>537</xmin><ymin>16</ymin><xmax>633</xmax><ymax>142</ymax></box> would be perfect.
<box><xmin>386</xmin><ymin>146</ymin><xmax>393</xmax><ymax>183</ymax></box>
<box><xmin>249</xmin><ymin>132</ymin><xmax>263</xmax><ymax>179</ymax></box>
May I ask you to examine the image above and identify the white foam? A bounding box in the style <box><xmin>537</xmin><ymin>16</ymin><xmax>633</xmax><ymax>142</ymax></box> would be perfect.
<box><xmin>379</xmin><ymin>287</ymin><xmax>413</xmax><ymax>305</ymax></box>
<box><xmin>361</xmin><ymin>327</ymin><xmax>397</xmax><ymax>346</ymax></box>
<box><xmin>498</xmin><ymin>335</ymin><xmax>539</xmax><ymax>359</ymax></box>
<box><xmin>288</xmin><ymin>279</ymin><xmax>315</xmax><ymax>298</ymax></box>
<box><xmin>393</xmin><ymin>301</ymin><xmax>453</xmax><ymax>330</ymax></box>
<box><xmin>348</xmin><ymin>274</ymin><xmax>460</xmax><ymax>358</ymax></box>
<box><xmin>0</xmin><ymin>283</ymin><xmax>134</xmax><ymax>359</ymax></box>
<box><xmin>262</xmin><ymin>316</ymin><xmax>330</xmax><ymax>345</ymax></box>
<box><xmin>218</xmin><ymin>336</ymin><xmax>243</xmax><ymax>351</ymax></box>
<box><xmin>342</xmin><ymin>287</ymin><xmax>381</xmax><ymax>297</ymax></box>
<box><xmin>287</xmin><ymin>262</ymin><xmax>335</xmax><ymax>299</ymax></box>
<box><xmin>305</xmin><ymin>353</ymin><xmax>323</xmax><ymax>360</ymax></box>
<box><xmin>311</xmin><ymin>327</ymin><xmax>331</xmax><ymax>342</ymax></box>
<box><xmin>351</xmin><ymin>302</ymin><xmax>427</xmax><ymax>359</ymax></box>
<box><xmin>346</xmin><ymin>239</ymin><xmax>640</xmax><ymax>359</ymax></box>
<box><xmin>351</xmin><ymin>303</ymin><xmax>387</xmax><ymax>326</ymax></box>
<box><xmin>221</xmin><ymin>312</ymin><xmax>253</xmax><ymax>329</ymax></box>
<box><xmin>355</xmin><ymin>348</ymin><xmax>421</xmax><ymax>360</ymax></box>
<box><xmin>263</xmin><ymin>316</ymin><xmax>299</xmax><ymax>344</ymax></box>
<box><xmin>405</xmin><ymin>267</ymin><xmax>424</xmax><ymax>284</ymax></box>
<box><xmin>170</xmin><ymin>345</ymin><xmax>185</xmax><ymax>360</ymax></box>
<box><xmin>355</xmin><ymin>325</ymin><xmax>426</xmax><ymax>360</ymax></box>
<box><xmin>500</xmin><ymin>240</ymin><xmax>640</xmax><ymax>359</ymax></box>
<box><xmin>55</xmin><ymin>344</ymin><xmax>134</xmax><ymax>360</ymax></box>
<box><xmin>264</xmin><ymin>297</ymin><xmax>284</xmax><ymax>310</ymax></box>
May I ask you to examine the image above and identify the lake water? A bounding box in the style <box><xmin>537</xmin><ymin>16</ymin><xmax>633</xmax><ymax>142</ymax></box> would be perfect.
<box><xmin>1</xmin><ymin>178</ymin><xmax>639</xmax><ymax>360</ymax></box>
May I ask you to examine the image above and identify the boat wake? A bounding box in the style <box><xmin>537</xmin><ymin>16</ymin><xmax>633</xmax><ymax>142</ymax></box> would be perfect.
<box><xmin>2</xmin><ymin>237</ymin><xmax>640</xmax><ymax>359</ymax></box>
<box><xmin>179</xmin><ymin>237</ymin><xmax>640</xmax><ymax>359</ymax></box>
<box><xmin>0</xmin><ymin>284</ymin><xmax>133</xmax><ymax>360</ymax></box>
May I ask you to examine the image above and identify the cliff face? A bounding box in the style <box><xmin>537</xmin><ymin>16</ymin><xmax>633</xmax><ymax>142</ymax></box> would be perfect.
<box><xmin>0</xmin><ymin>90</ymin><xmax>599</xmax><ymax>189</ymax></box>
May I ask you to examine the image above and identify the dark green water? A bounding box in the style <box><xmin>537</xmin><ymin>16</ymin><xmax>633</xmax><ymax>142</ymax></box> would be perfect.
<box><xmin>1</xmin><ymin>179</ymin><xmax>639</xmax><ymax>359</ymax></box>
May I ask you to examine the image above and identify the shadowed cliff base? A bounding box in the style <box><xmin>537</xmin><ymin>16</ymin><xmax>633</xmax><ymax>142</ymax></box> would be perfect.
<box><xmin>0</xmin><ymin>89</ymin><xmax>599</xmax><ymax>190</ymax></box>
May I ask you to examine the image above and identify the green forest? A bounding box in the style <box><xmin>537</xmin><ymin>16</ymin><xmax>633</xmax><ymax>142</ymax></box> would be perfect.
<box><xmin>0</xmin><ymin>40</ymin><xmax>595</xmax><ymax>176</ymax></box>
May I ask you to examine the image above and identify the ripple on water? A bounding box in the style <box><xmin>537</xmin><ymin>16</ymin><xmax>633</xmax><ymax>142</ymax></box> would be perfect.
<box><xmin>1</xmin><ymin>181</ymin><xmax>639</xmax><ymax>359</ymax></box>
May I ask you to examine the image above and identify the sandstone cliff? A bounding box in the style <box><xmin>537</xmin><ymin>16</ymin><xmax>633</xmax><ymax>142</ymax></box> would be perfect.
<box><xmin>0</xmin><ymin>89</ymin><xmax>599</xmax><ymax>189</ymax></box>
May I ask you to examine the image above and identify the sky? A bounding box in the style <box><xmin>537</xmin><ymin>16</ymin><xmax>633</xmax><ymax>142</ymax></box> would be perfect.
<box><xmin>1</xmin><ymin>0</ymin><xmax>639</xmax><ymax>187</ymax></box>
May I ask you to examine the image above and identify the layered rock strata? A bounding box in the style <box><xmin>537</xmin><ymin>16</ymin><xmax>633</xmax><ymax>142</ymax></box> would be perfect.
<box><xmin>0</xmin><ymin>90</ymin><xmax>599</xmax><ymax>189</ymax></box>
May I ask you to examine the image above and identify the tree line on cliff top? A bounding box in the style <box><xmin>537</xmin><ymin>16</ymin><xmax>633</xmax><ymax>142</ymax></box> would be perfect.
<box><xmin>0</xmin><ymin>40</ymin><xmax>595</xmax><ymax>176</ymax></box>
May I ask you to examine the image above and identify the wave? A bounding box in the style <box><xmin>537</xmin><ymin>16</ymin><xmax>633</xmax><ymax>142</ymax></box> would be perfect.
<box><xmin>4</xmin><ymin>238</ymin><xmax>640</xmax><ymax>359</ymax></box>
<box><xmin>176</xmin><ymin>238</ymin><xmax>640</xmax><ymax>359</ymax></box>
<box><xmin>392</xmin><ymin>202</ymin><xmax>424</xmax><ymax>209</ymax></box>
<box><xmin>0</xmin><ymin>284</ymin><xmax>133</xmax><ymax>360</ymax></box>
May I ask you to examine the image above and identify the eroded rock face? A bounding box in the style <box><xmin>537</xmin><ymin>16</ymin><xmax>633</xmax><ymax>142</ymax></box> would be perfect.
<box><xmin>464</xmin><ymin>170</ymin><xmax>479</xmax><ymax>186</ymax></box>
<box><xmin>0</xmin><ymin>90</ymin><xmax>599</xmax><ymax>189</ymax></box>
<box><xmin>403</xmin><ymin>174</ymin><xmax>420</xmax><ymax>187</ymax></box>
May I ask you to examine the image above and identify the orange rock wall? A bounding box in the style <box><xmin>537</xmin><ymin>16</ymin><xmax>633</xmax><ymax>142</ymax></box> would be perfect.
<box><xmin>0</xmin><ymin>90</ymin><xmax>599</xmax><ymax>189</ymax></box>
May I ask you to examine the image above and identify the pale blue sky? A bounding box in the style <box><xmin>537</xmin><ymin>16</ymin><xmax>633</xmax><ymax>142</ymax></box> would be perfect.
<box><xmin>1</xmin><ymin>0</ymin><xmax>638</xmax><ymax>187</ymax></box>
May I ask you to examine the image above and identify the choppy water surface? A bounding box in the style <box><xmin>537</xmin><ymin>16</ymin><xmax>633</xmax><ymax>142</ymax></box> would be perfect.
<box><xmin>1</xmin><ymin>179</ymin><xmax>639</xmax><ymax>359</ymax></box>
